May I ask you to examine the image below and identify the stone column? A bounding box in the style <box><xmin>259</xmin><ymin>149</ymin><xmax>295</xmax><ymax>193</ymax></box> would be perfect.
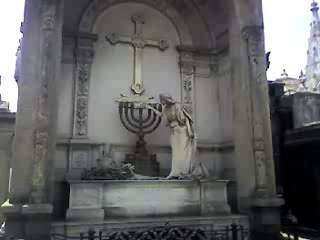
<box><xmin>1</xmin><ymin>0</ymin><xmax>64</xmax><ymax>239</ymax></box>
<box><xmin>29</xmin><ymin>0</ymin><xmax>64</xmax><ymax>205</ymax></box>
<box><xmin>230</xmin><ymin>0</ymin><xmax>283</xmax><ymax>238</ymax></box>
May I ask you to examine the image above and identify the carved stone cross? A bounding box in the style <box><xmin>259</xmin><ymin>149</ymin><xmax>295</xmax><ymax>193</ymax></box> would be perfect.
<box><xmin>106</xmin><ymin>14</ymin><xmax>169</xmax><ymax>95</ymax></box>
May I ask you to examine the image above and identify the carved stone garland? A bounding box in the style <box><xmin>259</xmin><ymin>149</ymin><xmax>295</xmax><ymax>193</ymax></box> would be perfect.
<box><xmin>73</xmin><ymin>42</ymin><xmax>95</xmax><ymax>138</ymax></box>
<box><xmin>242</xmin><ymin>26</ymin><xmax>269</xmax><ymax>195</ymax></box>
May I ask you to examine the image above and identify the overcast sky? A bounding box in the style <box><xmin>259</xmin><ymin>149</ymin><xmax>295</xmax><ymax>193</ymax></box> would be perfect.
<box><xmin>0</xmin><ymin>0</ymin><xmax>313</xmax><ymax>112</ymax></box>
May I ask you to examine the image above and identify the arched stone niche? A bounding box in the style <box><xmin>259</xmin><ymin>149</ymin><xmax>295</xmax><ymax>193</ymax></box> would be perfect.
<box><xmin>70</xmin><ymin>0</ymin><xmax>215</xmax><ymax>138</ymax></box>
<box><xmin>87</xmin><ymin>2</ymin><xmax>183</xmax><ymax>146</ymax></box>
<box><xmin>78</xmin><ymin>0</ymin><xmax>213</xmax><ymax>48</ymax></box>
<box><xmin>62</xmin><ymin>0</ymin><xmax>223</xmax><ymax>177</ymax></box>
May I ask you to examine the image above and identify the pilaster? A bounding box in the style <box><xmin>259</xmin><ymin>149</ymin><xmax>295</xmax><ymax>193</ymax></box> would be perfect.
<box><xmin>178</xmin><ymin>49</ymin><xmax>196</xmax><ymax>115</ymax></box>
<box><xmin>72</xmin><ymin>33</ymin><xmax>97</xmax><ymax>138</ymax></box>
<box><xmin>30</xmin><ymin>0</ymin><xmax>64</xmax><ymax>204</ymax></box>
<box><xmin>10</xmin><ymin>0</ymin><xmax>42</xmax><ymax>204</ymax></box>
<box><xmin>241</xmin><ymin>25</ymin><xmax>273</xmax><ymax>197</ymax></box>
<box><xmin>1</xmin><ymin>0</ymin><xmax>64</xmax><ymax>239</ymax></box>
<box><xmin>230</xmin><ymin>0</ymin><xmax>283</xmax><ymax>238</ymax></box>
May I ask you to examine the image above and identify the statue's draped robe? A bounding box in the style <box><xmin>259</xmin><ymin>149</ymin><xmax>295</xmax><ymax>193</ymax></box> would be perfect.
<box><xmin>165</xmin><ymin>103</ymin><xmax>209</xmax><ymax>178</ymax></box>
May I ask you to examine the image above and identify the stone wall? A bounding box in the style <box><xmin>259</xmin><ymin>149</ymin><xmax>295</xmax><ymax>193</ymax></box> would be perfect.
<box><xmin>55</xmin><ymin>2</ymin><xmax>232</xmax><ymax>182</ymax></box>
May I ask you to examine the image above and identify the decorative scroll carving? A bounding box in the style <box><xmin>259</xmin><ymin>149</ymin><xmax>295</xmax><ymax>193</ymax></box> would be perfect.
<box><xmin>179</xmin><ymin>49</ymin><xmax>195</xmax><ymax>115</ymax></box>
<box><xmin>32</xmin><ymin>130</ymin><xmax>49</xmax><ymax>187</ymax></box>
<box><xmin>183</xmin><ymin>73</ymin><xmax>193</xmax><ymax>104</ymax></box>
<box><xmin>75</xmin><ymin>97</ymin><xmax>88</xmax><ymax>136</ymax></box>
<box><xmin>73</xmin><ymin>45</ymin><xmax>95</xmax><ymax>138</ymax></box>
<box><xmin>254</xmin><ymin>139</ymin><xmax>267</xmax><ymax>192</ymax></box>
<box><xmin>78</xmin><ymin>64</ymin><xmax>89</xmax><ymax>96</ymax></box>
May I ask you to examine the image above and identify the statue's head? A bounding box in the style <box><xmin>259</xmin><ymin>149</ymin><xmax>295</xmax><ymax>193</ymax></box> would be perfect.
<box><xmin>159</xmin><ymin>94</ymin><xmax>175</xmax><ymax>105</ymax></box>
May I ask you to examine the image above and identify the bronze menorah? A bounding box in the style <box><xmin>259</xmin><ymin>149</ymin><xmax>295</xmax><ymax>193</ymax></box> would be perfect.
<box><xmin>118</xmin><ymin>102</ymin><xmax>162</xmax><ymax>153</ymax></box>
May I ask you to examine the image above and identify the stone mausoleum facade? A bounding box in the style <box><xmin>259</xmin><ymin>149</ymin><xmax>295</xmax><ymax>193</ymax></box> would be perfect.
<box><xmin>0</xmin><ymin>0</ymin><xmax>282</xmax><ymax>239</ymax></box>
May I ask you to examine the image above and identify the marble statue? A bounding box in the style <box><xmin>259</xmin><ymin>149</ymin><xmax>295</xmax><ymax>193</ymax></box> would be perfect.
<box><xmin>159</xmin><ymin>94</ymin><xmax>209</xmax><ymax>179</ymax></box>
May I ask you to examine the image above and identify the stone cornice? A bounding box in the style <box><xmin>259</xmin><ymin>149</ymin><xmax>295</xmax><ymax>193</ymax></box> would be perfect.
<box><xmin>56</xmin><ymin>138</ymin><xmax>234</xmax><ymax>153</ymax></box>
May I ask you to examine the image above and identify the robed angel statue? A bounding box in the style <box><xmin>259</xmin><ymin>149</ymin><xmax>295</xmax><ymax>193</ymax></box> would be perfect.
<box><xmin>151</xmin><ymin>94</ymin><xmax>209</xmax><ymax>179</ymax></box>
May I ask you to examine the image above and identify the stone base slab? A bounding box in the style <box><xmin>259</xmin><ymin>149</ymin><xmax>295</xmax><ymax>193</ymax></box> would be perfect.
<box><xmin>52</xmin><ymin>215</ymin><xmax>249</xmax><ymax>236</ymax></box>
<box><xmin>67</xmin><ymin>179</ymin><xmax>230</xmax><ymax>220</ymax></box>
<box><xmin>67</xmin><ymin>208</ymin><xmax>104</xmax><ymax>221</ymax></box>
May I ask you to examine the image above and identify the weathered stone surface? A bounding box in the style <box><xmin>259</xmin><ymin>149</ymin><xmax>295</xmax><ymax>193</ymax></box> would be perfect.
<box><xmin>200</xmin><ymin>180</ymin><xmax>230</xmax><ymax>215</ymax></box>
<box><xmin>291</xmin><ymin>92</ymin><xmax>320</xmax><ymax>128</ymax></box>
<box><xmin>67</xmin><ymin>179</ymin><xmax>230</xmax><ymax>220</ymax></box>
<box><xmin>10</xmin><ymin>0</ymin><xmax>42</xmax><ymax>204</ymax></box>
<box><xmin>230</xmin><ymin>0</ymin><xmax>282</xmax><ymax>237</ymax></box>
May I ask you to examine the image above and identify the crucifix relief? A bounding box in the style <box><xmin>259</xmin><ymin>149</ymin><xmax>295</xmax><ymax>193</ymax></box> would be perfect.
<box><xmin>106</xmin><ymin>14</ymin><xmax>169</xmax><ymax>95</ymax></box>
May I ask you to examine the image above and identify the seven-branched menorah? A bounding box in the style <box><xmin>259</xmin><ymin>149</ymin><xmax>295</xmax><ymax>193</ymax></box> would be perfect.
<box><xmin>118</xmin><ymin>102</ymin><xmax>162</xmax><ymax>154</ymax></box>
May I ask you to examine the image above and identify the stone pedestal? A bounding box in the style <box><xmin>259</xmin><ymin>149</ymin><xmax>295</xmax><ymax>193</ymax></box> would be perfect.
<box><xmin>67</xmin><ymin>179</ymin><xmax>230</xmax><ymax>221</ymax></box>
<box><xmin>125</xmin><ymin>153</ymin><xmax>160</xmax><ymax>176</ymax></box>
